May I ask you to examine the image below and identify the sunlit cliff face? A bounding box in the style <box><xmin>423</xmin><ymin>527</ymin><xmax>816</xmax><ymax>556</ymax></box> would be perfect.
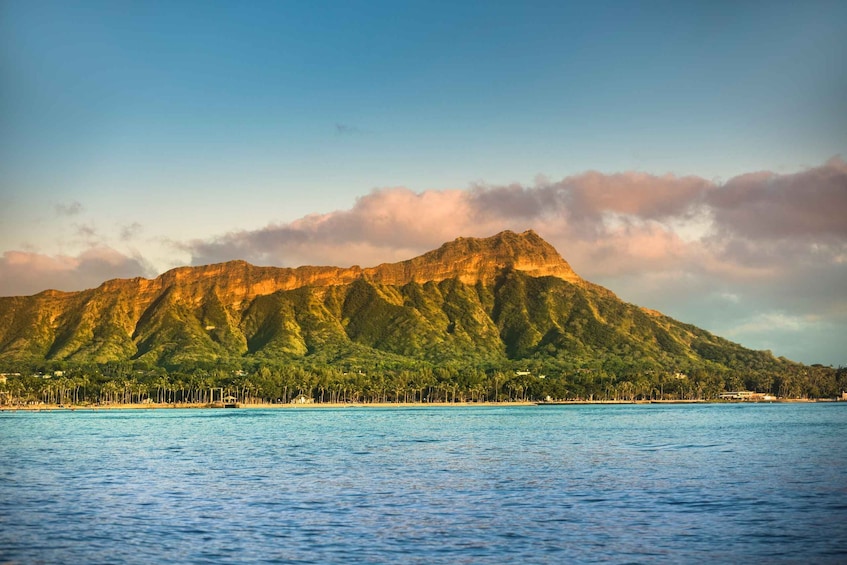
<box><xmin>0</xmin><ymin>229</ymin><xmax>578</xmax><ymax>335</ymax></box>
<box><xmin>364</xmin><ymin>230</ymin><xmax>582</xmax><ymax>287</ymax></box>
<box><xmin>82</xmin><ymin>230</ymin><xmax>579</xmax><ymax>311</ymax></box>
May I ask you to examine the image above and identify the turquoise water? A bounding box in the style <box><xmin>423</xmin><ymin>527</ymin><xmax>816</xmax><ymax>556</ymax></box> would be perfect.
<box><xmin>1</xmin><ymin>404</ymin><xmax>846</xmax><ymax>563</ymax></box>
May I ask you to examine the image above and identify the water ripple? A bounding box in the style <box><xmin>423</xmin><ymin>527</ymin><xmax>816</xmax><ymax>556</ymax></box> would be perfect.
<box><xmin>1</xmin><ymin>404</ymin><xmax>846</xmax><ymax>563</ymax></box>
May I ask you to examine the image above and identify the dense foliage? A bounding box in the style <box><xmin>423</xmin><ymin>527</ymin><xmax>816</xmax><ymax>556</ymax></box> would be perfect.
<box><xmin>1</xmin><ymin>356</ymin><xmax>844</xmax><ymax>407</ymax></box>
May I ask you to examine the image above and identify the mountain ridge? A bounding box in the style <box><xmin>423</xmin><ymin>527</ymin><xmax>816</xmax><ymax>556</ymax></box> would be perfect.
<box><xmin>0</xmin><ymin>230</ymin><xmax>800</xmax><ymax>385</ymax></box>
<box><xmin>18</xmin><ymin>229</ymin><xmax>579</xmax><ymax>300</ymax></box>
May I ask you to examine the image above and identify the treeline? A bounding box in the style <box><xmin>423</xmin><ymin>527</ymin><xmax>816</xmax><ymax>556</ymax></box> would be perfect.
<box><xmin>1</xmin><ymin>358</ymin><xmax>844</xmax><ymax>406</ymax></box>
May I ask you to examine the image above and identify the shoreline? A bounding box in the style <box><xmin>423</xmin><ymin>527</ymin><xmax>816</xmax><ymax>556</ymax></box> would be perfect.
<box><xmin>1</xmin><ymin>401</ymin><xmax>537</xmax><ymax>412</ymax></box>
<box><xmin>1</xmin><ymin>398</ymin><xmax>834</xmax><ymax>412</ymax></box>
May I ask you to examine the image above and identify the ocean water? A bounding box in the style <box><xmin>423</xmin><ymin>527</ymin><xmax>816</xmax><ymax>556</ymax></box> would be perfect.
<box><xmin>1</xmin><ymin>404</ymin><xmax>846</xmax><ymax>564</ymax></box>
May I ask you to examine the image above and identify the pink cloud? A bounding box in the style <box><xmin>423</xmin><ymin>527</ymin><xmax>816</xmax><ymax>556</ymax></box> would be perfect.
<box><xmin>290</xmin><ymin>187</ymin><xmax>480</xmax><ymax>248</ymax></box>
<box><xmin>183</xmin><ymin>160</ymin><xmax>846</xmax><ymax>287</ymax></box>
<box><xmin>187</xmin><ymin>187</ymin><xmax>515</xmax><ymax>268</ymax></box>
<box><xmin>565</xmin><ymin>220</ymin><xmax>694</xmax><ymax>277</ymax></box>
<box><xmin>562</xmin><ymin>170</ymin><xmax>712</xmax><ymax>219</ymax></box>
<box><xmin>0</xmin><ymin>247</ymin><xmax>152</xmax><ymax>296</ymax></box>
<box><xmin>707</xmin><ymin>157</ymin><xmax>847</xmax><ymax>240</ymax></box>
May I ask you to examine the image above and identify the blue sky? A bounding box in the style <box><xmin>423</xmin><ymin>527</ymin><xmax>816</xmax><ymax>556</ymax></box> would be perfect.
<box><xmin>1</xmin><ymin>1</ymin><xmax>846</xmax><ymax>365</ymax></box>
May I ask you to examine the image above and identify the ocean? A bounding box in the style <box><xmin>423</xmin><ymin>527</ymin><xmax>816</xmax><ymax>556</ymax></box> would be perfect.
<box><xmin>2</xmin><ymin>403</ymin><xmax>846</xmax><ymax>563</ymax></box>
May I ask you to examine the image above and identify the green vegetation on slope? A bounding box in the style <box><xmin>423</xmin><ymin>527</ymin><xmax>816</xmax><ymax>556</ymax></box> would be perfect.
<box><xmin>1</xmin><ymin>271</ymin><xmax>841</xmax><ymax>403</ymax></box>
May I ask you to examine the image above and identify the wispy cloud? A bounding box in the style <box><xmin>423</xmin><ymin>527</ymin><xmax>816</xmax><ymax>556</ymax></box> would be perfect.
<box><xmin>74</xmin><ymin>223</ymin><xmax>100</xmax><ymax>245</ymax></box>
<box><xmin>335</xmin><ymin>123</ymin><xmax>363</xmax><ymax>136</ymax></box>
<box><xmin>120</xmin><ymin>222</ymin><xmax>144</xmax><ymax>241</ymax></box>
<box><xmin>54</xmin><ymin>201</ymin><xmax>83</xmax><ymax>217</ymax></box>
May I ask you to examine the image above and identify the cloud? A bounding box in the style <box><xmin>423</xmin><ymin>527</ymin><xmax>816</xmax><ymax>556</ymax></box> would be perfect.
<box><xmin>469</xmin><ymin>171</ymin><xmax>711</xmax><ymax>229</ymax></box>
<box><xmin>559</xmin><ymin>170</ymin><xmax>711</xmax><ymax>221</ymax></box>
<box><xmin>120</xmin><ymin>222</ymin><xmax>143</xmax><ymax>241</ymax></box>
<box><xmin>724</xmin><ymin>312</ymin><xmax>812</xmax><ymax>336</ymax></box>
<box><xmin>335</xmin><ymin>123</ymin><xmax>363</xmax><ymax>136</ymax></box>
<box><xmin>183</xmin><ymin>159</ymin><xmax>847</xmax><ymax>279</ymax></box>
<box><xmin>186</xmin><ymin>187</ymin><xmax>487</xmax><ymax>268</ymax></box>
<box><xmin>54</xmin><ymin>201</ymin><xmax>83</xmax><ymax>217</ymax></box>
<box><xmin>0</xmin><ymin>247</ymin><xmax>153</xmax><ymax>296</ymax></box>
<box><xmin>707</xmin><ymin>157</ymin><xmax>847</xmax><ymax>240</ymax></box>
<box><xmin>74</xmin><ymin>223</ymin><xmax>100</xmax><ymax>244</ymax></box>
<box><xmin>714</xmin><ymin>310</ymin><xmax>845</xmax><ymax>366</ymax></box>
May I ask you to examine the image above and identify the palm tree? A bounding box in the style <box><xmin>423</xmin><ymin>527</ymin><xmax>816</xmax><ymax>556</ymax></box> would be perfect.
<box><xmin>100</xmin><ymin>381</ymin><xmax>119</xmax><ymax>404</ymax></box>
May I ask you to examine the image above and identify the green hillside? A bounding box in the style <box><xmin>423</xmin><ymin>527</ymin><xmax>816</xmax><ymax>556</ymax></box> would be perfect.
<box><xmin>1</xmin><ymin>231</ymin><xmax>842</xmax><ymax>403</ymax></box>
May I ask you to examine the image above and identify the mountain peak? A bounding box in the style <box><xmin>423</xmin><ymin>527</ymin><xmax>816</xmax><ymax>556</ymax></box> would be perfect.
<box><xmin>364</xmin><ymin>230</ymin><xmax>582</xmax><ymax>286</ymax></box>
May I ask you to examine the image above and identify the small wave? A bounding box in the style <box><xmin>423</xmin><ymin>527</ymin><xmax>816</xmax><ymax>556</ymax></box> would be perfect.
<box><xmin>630</xmin><ymin>442</ymin><xmax>723</xmax><ymax>451</ymax></box>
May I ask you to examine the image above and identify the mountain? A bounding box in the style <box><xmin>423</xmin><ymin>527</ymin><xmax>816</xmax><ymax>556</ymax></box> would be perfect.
<box><xmin>0</xmin><ymin>230</ymin><xmax>794</xmax><ymax>378</ymax></box>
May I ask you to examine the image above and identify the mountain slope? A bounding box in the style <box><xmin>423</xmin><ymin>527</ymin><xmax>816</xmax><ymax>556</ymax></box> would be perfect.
<box><xmin>0</xmin><ymin>230</ymin><xmax>791</xmax><ymax>376</ymax></box>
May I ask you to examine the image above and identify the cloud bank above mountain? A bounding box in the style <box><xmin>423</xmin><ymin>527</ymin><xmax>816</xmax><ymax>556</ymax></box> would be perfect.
<box><xmin>184</xmin><ymin>158</ymin><xmax>845</xmax><ymax>284</ymax></box>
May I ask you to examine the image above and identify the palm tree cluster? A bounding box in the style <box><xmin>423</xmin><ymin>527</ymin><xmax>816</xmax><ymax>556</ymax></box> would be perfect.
<box><xmin>1</xmin><ymin>361</ymin><xmax>843</xmax><ymax>407</ymax></box>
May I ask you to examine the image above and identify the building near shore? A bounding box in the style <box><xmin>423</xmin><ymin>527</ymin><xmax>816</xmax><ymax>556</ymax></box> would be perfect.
<box><xmin>720</xmin><ymin>391</ymin><xmax>777</xmax><ymax>401</ymax></box>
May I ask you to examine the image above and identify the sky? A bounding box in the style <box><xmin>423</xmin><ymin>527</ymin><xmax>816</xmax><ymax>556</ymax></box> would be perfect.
<box><xmin>1</xmin><ymin>0</ymin><xmax>845</xmax><ymax>366</ymax></box>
